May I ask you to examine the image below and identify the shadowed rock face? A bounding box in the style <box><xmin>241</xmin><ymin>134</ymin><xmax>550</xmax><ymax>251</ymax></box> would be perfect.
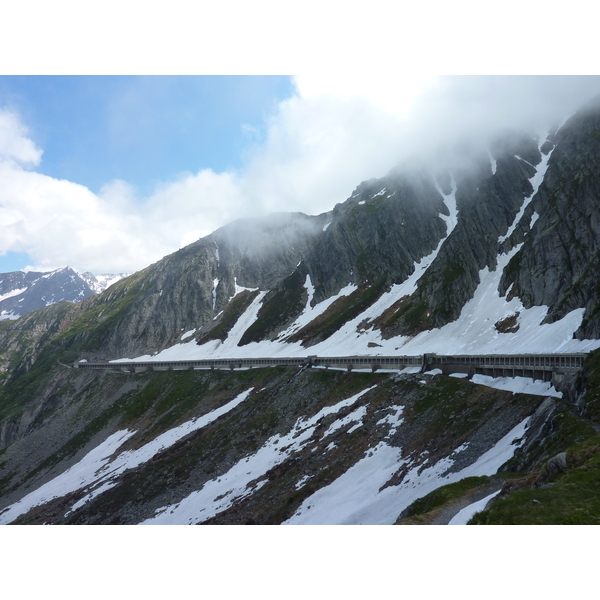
<box><xmin>499</xmin><ymin>95</ymin><xmax>600</xmax><ymax>339</ymax></box>
<box><xmin>302</xmin><ymin>162</ymin><xmax>449</xmax><ymax>303</ymax></box>
<box><xmin>371</xmin><ymin>132</ymin><xmax>543</xmax><ymax>337</ymax></box>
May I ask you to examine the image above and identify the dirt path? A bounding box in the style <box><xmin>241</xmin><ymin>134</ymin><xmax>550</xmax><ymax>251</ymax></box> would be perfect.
<box><xmin>429</xmin><ymin>481</ymin><xmax>503</xmax><ymax>524</ymax></box>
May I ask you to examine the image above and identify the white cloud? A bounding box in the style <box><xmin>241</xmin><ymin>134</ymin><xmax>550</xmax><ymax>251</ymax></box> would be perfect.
<box><xmin>0</xmin><ymin>92</ymin><xmax>414</xmax><ymax>274</ymax></box>
<box><xmin>240</xmin><ymin>91</ymin><xmax>410</xmax><ymax>216</ymax></box>
<box><xmin>2</xmin><ymin>77</ymin><xmax>600</xmax><ymax>275</ymax></box>
<box><xmin>295</xmin><ymin>73</ymin><xmax>436</xmax><ymax>118</ymax></box>
<box><xmin>0</xmin><ymin>157</ymin><xmax>245</xmax><ymax>273</ymax></box>
<box><xmin>0</xmin><ymin>109</ymin><xmax>43</xmax><ymax>166</ymax></box>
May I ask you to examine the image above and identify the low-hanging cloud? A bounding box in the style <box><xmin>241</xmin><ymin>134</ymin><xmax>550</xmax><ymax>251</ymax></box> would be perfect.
<box><xmin>2</xmin><ymin>76</ymin><xmax>600</xmax><ymax>274</ymax></box>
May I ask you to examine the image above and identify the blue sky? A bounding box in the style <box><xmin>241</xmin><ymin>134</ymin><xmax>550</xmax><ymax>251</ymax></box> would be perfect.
<box><xmin>0</xmin><ymin>75</ymin><xmax>295</xmax><ymax>272</ymax></box>
<box><xmin>0</xmin><ymin>76</ymin><xmax>295</xmax><ymax>193</ymax></box>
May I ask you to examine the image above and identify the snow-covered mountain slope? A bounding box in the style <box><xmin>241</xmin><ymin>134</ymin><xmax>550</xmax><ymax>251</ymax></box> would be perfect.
<box><xmin>110</xmin><ymin>104</ymin><xmax>600</xmax><ymax>363</ymax></box>
<box><xmin>0</xmin><ymin>367</ymin><xmax>544</xmax><ymax>525</ymax></box>
<box><xmin>0</xmin><ymin>267</ymin><xmax>127</xmax><ymax>320</ymax></box>
<box><xmin>13</xmin><ymin>99</ymin><xmax>595</xmax><ymax>365</ymax></box>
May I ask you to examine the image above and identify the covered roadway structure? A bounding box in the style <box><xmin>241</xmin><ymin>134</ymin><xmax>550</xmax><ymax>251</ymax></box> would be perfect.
<box><xmin>74</xmin><ymin>353</ymin><xmax>586</xmax><ymax>387</ymax></box>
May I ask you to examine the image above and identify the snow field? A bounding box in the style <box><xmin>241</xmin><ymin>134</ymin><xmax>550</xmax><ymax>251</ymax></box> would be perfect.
<box><xmin>284</xmin><ymin>417</ymin><xmax>529</xmax><ymax>525</ymax></box>
<box><xmin>0</xmin><ymin>287</ymin><xmax>27</xmax><ymax>302</ymax></box>
<box><xmin>0</xmin><ymin>388</ymin><xmax>255</xmax><ymax>524</ymax></box>
<box><xmin>141</xmin><ymin>385</ymin><xmax>378</xmax><ymax>524</ymax></box>
<box><xmin>470</xmin><ymin>374</ymin><xmax>562</xmax><ymax>398</ymax></box>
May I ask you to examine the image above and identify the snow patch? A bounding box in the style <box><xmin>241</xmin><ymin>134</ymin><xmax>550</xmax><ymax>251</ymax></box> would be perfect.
<box><xmin>212</xmin><ymin>278</ymin><xmax>219</xmax><ymax>311</ymax></box>
<box><xmin>448</xmin><ymin>490</ymin><xmax>501</xmax><ymax>525</ymax></box>
<box><xmin>0</xmin><ymin>310</ymin><xmax>20</xmax><ymax>321</ymax></box>
<box><xmin>141</xmin><ymin>386</ymin><xmax>377</xmax><ymax>524</ymax></box>
<box><xmin>323</xmin><ymin>405</ymin><xmax>367</xmax><ymax>437</ymax></box>
<box><xmin>0</xmin><ymin>388</ymin><xmax>256</xmax><ymax>524</ymax></box>
<box><xmin>0</xmin><ymin>287</ymin><xmax>27</xmax><ymax>302</ymax></box>
<box><xmin>530</xmin><ymin>212</ymin><xmax>540</xmax><ymax>229</ymax></box>
<box><xmin>233</xmin><ymin>277</ymin><xmax>259</xmax><ymax>297</ymax></box>
<box><xmin>284</xmin><ymin>417</ymin><xmax>529</xmax><ymax>524</ymax></box>
<box><xmin>488</xmin><ymin>151</ymin><xmax>497</xmax><ymax>175</ymax></box>
<box><xmin>499</xmin><ymin>144</ymin><xmax>553</xmax><ymax>243</ymax></box>
<box><xmin>180</xmin><ymin>329</ymin><xmax>196</xmax><ymax>341</ymax></box>
<box><xmin>295</xmin><ymin>475</ymin><xmax>312</xmax><ymax>490</ymax></box>
<box><xmin>376</xmin><ymin>405</ymin><xmax>404</xmax><ymax>437</ymax></box>
<box><xmin>434</xmin><ymin>175</ymin><xmax>458</xmax><ymax>236</ymax></box>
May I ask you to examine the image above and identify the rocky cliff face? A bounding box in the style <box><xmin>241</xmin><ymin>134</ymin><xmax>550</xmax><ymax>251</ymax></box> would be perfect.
<box><xmin>499</xmin><ymin>96</ymin><xmax>600</xmax><ymax>339</ymax></box>
<box><xmin>66</xmin><ymin>212</ymin><xmax>329</xmax><ymax>359</ymax></box>
<box><xmin>375</xmin><ymin>132</ymin><xmax>543</xmax><ymax>337</ymax></box>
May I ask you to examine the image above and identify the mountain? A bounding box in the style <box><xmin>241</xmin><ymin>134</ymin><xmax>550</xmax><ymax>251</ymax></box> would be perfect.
<box><xmin>0</xmin><ymin>267</ymin><xmax>128</xmax><ymax>321</ymax></box>
<box><xmin>2</xmin><ymin>96</ymin><xmax>600</xmax><ymax>524</ymax></box>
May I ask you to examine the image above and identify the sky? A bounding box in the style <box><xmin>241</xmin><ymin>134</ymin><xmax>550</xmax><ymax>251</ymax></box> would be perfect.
<box><xmin>2</xmin><ymin>74</ymin><xmax>600</xmax><ymax>275</ymax></box>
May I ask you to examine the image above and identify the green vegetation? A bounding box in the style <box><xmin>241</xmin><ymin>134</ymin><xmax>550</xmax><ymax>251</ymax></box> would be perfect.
<box><xmin>582</xmin><ymin>348</ymin><xmax>600</xmax><ymax>422</ymax></box>
<box><xmin>59</xmin><ymin>272</ymin><xmax>148</xmax><ymax>353</ymax></box>
<box><xmin>502</xmin><ymin>407</ymin><xmax>597</xmax><ymax>474</ymax></box>
<box><xmin>441</xmin><ymin>261</ymin><xmax>465</xmax><ymax>288</ymax></box>
<box><xmin>466</xmin><ymin>349</ymin><xmax>600</xmax><ymax>523</ymax></box>
<box><xmin>406</xmin><ymin>376</ymin><xmax>538</xmax><ymax>444</ymax></box>
<box><xmin>378</xmin><ymin>297</ymin><xmax>432</xmax><ymax>337</ymax></box>
<box><xmin>471</xmin><ymin>442</ymin><xmax>600</xmax><ymax>524</ymax></box>
<box><xmin>356</xmin><ymin>246</ymin><xmax>378</xmax><ymax>281</ymax></box>
<box><xmin>0</xmin><ymin>272</ymin><xmax>152</xmax><ymax>423</ymax></box>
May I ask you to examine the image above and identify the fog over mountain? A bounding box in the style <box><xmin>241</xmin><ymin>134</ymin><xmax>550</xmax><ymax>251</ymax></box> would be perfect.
<box><xmin>2</xmin><ymin>77</ymin><xmax>600</xmax><ymax>275</ymax></box>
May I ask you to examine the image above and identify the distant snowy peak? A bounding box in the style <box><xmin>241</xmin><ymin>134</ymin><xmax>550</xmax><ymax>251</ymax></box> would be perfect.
<box><xmin>0</xmin><ymin>268</ymin><xmax>128</xmax><ymax>320</ymax></box>
<box><xmin>80</xmin><ymin>272</ymin><xmax>130</xmax><ymax>294</ymax></box>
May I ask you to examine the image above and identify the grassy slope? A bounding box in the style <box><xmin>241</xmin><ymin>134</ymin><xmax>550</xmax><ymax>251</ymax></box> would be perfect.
<box><xmin>0</xmin><ymin>271</ymin><xmax>149</xmax><ymax>424</ymax></box>
<box><xmin>468</xmin><ymin>349</ymin><xmax>600</xmax><ymax>524</ymax></box>
<box><xmin>400</xmin><ymin>349</ymin><xmax>600</xmax><ymax>525</ymax></box>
